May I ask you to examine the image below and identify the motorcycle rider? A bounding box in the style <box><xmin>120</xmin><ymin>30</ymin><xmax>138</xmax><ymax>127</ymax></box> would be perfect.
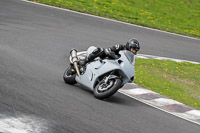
<box><xmin>87</xmin><ymin>38</ymin><xmax>140</xmax><ymax>62</ymax></box>
<box><xmin>69</xmin><ymin>38</ymin><xmax>140</xmax><ymax>75</ymax></box>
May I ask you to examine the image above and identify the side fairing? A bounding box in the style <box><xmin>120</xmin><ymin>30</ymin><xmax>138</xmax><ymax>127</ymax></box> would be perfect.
<box><xmin>75</xmin><ymin>59</ymin><xmax>122</xmax><ymax>90</ymax></box>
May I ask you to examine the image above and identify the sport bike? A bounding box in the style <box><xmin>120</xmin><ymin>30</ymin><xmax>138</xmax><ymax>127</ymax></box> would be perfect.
<box><xmin>63</xmin><ymin>46</ymin><xmax>135</xmax><ymax>99</ymax></box>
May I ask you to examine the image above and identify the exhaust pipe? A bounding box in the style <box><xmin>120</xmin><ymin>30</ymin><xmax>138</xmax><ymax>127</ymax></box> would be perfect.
<box><xmin>70</xmin><ymin>49</ymin><xmax>80</xmax><ymax>76</ymax></box>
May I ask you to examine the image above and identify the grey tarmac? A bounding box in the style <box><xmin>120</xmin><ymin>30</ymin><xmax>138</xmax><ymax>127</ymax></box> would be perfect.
<box><xmin>0</xmin><ymin>0</ymin><xmax>200</xmax><ymax>132</ymax></box>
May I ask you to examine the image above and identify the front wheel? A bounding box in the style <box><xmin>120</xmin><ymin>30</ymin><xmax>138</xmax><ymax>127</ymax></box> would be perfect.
<box><xmin>93</xmin><ymin>77</ymin><xmax>122</xmax><ymax>99</ymax></box>
<box><xmin>63</xmin><ymin>66</ymin><xmax>77</xmax><ymax>85</ymax></box>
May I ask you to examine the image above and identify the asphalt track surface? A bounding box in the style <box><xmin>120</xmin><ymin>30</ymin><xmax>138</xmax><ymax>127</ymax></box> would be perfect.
<box><xmin>0</xmin><ymin>0</ymin><xmax>200</xmax><ymax>132</ymax></box>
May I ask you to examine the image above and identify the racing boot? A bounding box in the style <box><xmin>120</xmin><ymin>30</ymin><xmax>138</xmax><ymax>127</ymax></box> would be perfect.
<box><xmin>79</xmin><ymin>58</ymin><xmax>88</xmax><ymax>66</ymax></box>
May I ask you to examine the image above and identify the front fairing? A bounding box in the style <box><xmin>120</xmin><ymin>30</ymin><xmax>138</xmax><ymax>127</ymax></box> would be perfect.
<box><xmin>118</xmin><ymin>50</ymin><xmax>135</xmax><ymax>83</ymax></box>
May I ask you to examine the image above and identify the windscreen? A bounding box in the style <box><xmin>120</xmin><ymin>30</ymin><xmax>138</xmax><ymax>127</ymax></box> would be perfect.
<box><xmin>124</xmin><ymin>50</ymin><xmax>135</xmax><ymax>65</ymax></box>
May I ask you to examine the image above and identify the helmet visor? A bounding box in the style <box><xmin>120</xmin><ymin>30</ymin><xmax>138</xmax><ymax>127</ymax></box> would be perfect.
<box><xmin>130</xmin><ymin>48</ymin><xmax>137</xmax><ymax>54</ymax></box>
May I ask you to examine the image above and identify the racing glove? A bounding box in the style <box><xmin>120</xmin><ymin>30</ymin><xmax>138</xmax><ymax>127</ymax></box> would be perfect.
<box><xmin>104</xmin><ymin>48</ymin><xmax>118</xmax><ymax>59</ymax></box>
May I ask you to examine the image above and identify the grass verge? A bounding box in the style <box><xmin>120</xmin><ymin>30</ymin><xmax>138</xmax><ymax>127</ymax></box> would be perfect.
<box><xmin>135</xmin><ymin>59</ymin><xmax>200</xmax><ymax>109</ymax></box>
<box><xmin>30</xmin><ymin>0</ymin><xmax>200</xmax><ymax>38</ymax></box>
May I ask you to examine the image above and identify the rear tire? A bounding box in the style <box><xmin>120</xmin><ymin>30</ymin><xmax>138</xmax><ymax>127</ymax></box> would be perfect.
<box><xmin>63</xmin><ymin>66</ymin><xmax>77</xmax><ymax>85</ymax></box>
<box><xmin>94</xmin><ymin>77</ymin><xmax>122</xmax><ymax>99</ymax></box>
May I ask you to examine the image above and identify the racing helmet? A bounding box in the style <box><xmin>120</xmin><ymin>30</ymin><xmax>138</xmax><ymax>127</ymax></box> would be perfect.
<box><xmin>126</xmin><ymin>38</ymin><xmax>140</xmax><ymax>54</ymax></box>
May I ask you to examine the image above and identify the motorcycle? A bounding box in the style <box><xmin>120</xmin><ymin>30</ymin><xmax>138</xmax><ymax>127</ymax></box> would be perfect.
<box><xmin>63</xmin><ymin>46</ymin><xmax>135</xmax><ymax>99</ymax></box>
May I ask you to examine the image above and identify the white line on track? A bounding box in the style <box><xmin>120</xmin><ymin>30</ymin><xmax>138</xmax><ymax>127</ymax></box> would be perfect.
<box><xmin>150</xmin><ymin>98</ymin><xmax>184</xmax><ymax>107</ymax></box>
<box><xmin>186</xmin><ymin>110</ymin><xmax>200</xmax><ymax>119</ymax></box>
<box><xmin>121</xmin><ymin>88</ymin><xmax>157</xmax><ymax>95</ymax></box>
<box><xmin>137</xmin><ymin>54</ymin><xmax>200</xmax><ymax>64</ymax></box>
<box><xmin>174</xmin><ymin>111</ymin><xmax>200</xmax><ymax>120</ymax></box>
<box><xmin>0</xmin><ymin>115</ymin><xmax>47</xmax><ymax>133</ymax></box>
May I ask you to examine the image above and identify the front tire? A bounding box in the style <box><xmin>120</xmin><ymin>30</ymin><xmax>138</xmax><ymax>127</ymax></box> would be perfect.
<box><xmin>63</xmin><ymin>66</ymin><xmax>77</xmax><ymax>85</ymax></box>
<box><xmin>94</xmin><ymin>77</ymin><xmax>122</xmax><ymax>99</ymax></box>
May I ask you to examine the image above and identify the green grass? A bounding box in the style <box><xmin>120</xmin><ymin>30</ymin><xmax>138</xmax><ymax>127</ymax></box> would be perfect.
<box><xmin>135</xmin><ymin>59</ymin><xmax>200</xmax><ymax>109</ymax></box>
<box><xmin>31</xmin><ymin>0</ymin><xmax>200</xmax><ymax>38</ymax></box>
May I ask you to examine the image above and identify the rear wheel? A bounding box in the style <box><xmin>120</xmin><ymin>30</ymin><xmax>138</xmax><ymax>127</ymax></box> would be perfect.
<box><xmin>63</xmin><ymin>66</ymin><xmax>77</xmax><ymax>85</ymax></box>
<box><xmin>94</xmin><ymin>77</ymin><xmax>122</xmax><ymax>99</ymax></box>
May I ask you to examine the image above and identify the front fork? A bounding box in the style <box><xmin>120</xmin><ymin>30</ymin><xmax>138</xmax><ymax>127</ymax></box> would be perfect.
<box><xmin>103</xmin><ymin>71</ymin><xmax>118</xmax><ymax>84</ymax></box>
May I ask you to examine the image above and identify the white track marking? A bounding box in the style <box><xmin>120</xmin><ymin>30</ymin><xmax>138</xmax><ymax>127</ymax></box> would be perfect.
<box><xmin>136</xmin><ymin>56</ymin><xmax>149</xmax><ymax>59</ymax></box>
<box><xmin>137</xmin><ymin>54</ymin><xmax>200</xmax><ymax>64</ymax></box>
<box><xmin>0</xmin><ymin>115</ymin><xmax>47</xmax><ymax>133</ymax></box>
<box><xmin>185</xmin><ymin>110</ymin><xmax>200</xmax><ymax>118</ymax></box>
<box><xmin>21</xmin><ymin>0</ymin><xmax>200</xmax><ymax>41</ymax></box>
<box><xmin>149</xmin><ymin>98</ymin><xmax>184</xmax><ymax>107</ymax></box>
<box><xmin>121</xmin><ymin>88</ymin><xmax>157</xmax><ymax>95</ymax></box>
<box><xmin>174</xmin><ymin>112</ymin><xmax>200</xmax><ymax>120</ymax></box>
